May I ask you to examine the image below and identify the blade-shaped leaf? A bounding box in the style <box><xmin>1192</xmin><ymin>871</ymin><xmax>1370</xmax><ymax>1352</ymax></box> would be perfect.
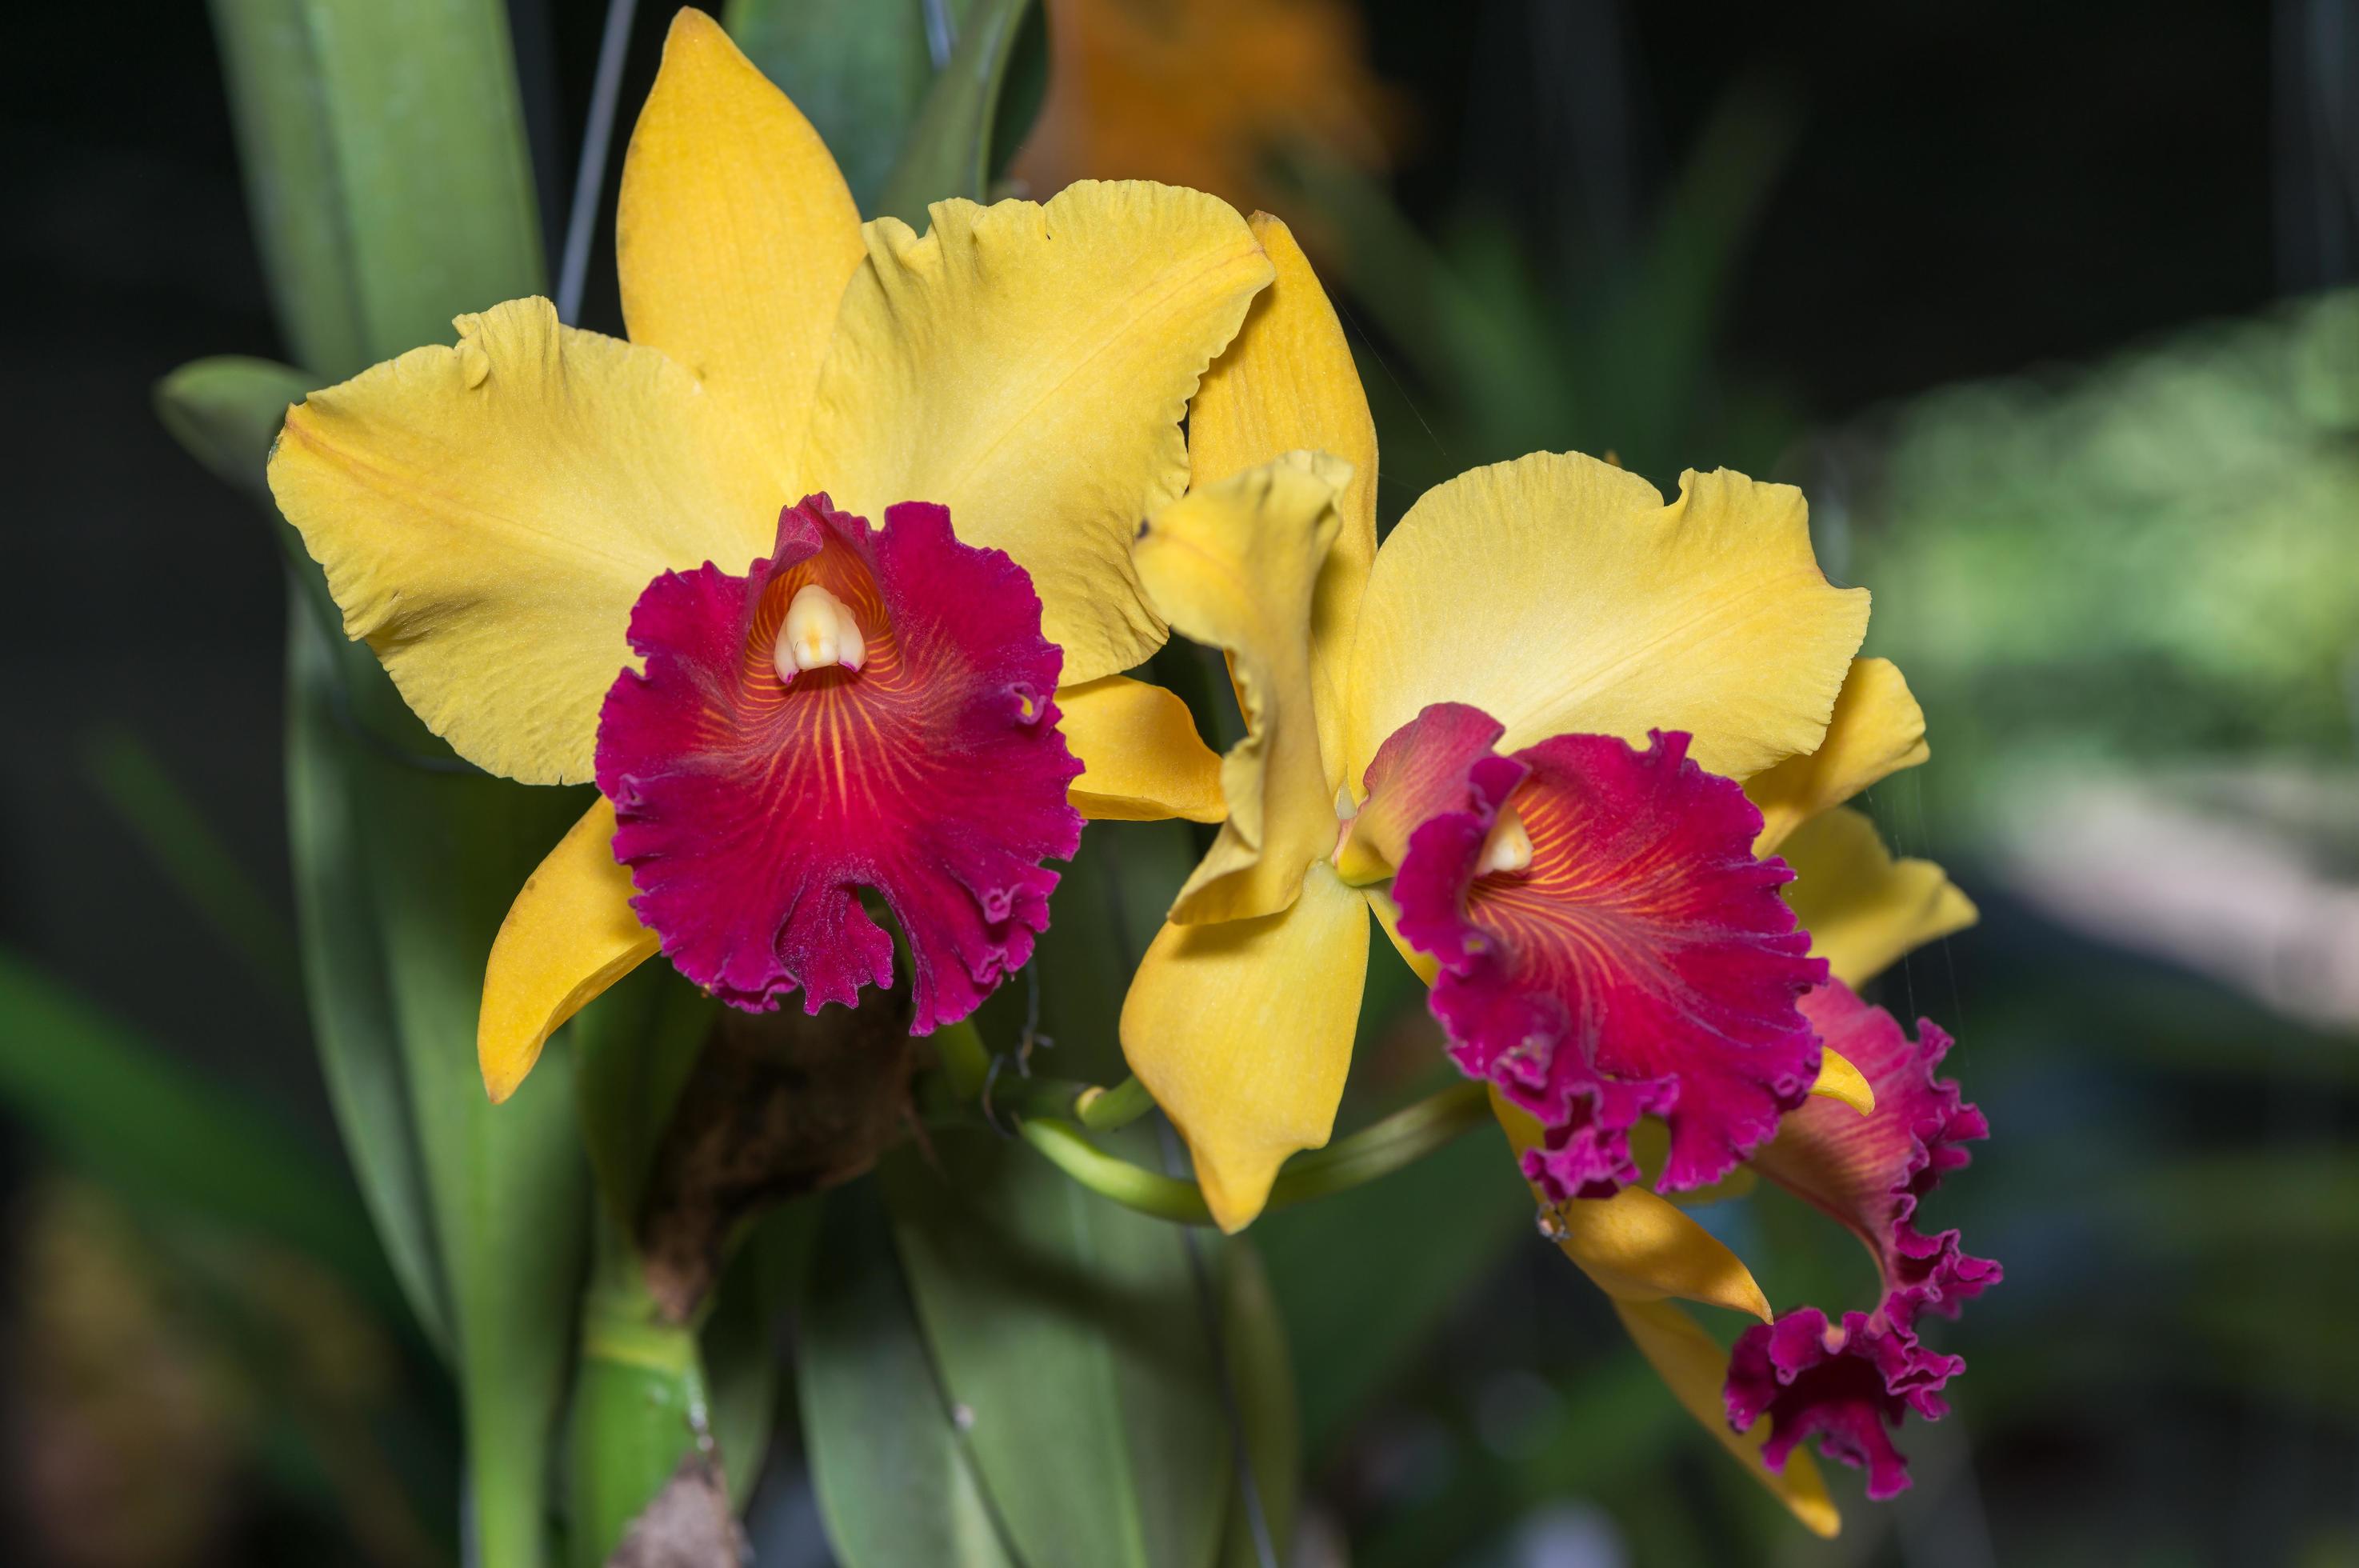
<box><xmin>0</xmin><ymin>947</ymin><xmax>398</xmax><ymax>1318</ymax></box>
<box><xmin>1217</xmin><ymin>1239</ymin><xmax>1299</xmax><ymax>1568</ymax></box>
<box><xmin>883</xmin><ymin>1128</ymin><xmax>1230</xmax><ymax>1568</ymax></box>
<box><xmin>702</xmin><ymin>1202</ymin><xmax>818</xmax><ymax>1514</ymax></box>
<box><xmin>207</xmin><ymin>0</ymin><xmax>546</xmax><ymax>381</ymax></box>
<box><xmin>873</xmin><ymin>0</ymin><xmax>1034</xmax><ymax>225</ymax></box>
<box><xmin>725</xmin><ymin>0</ymin><xmax>958</xmax><ymax>215</ymax></box>
<box><xmin>1256</xmin><ymin>1109</ymin><xmax>1530</xmax><ymax>1462</ymax></box>
<box><xmin>290</xmin><ymin>607</ymin><xmax>592</xmax><ymax>1568</ymax></box>
<box><xmin>798</xmin><ymin>1179</ymin><xmax>1020</xmax><ymax>1568</ymax></box>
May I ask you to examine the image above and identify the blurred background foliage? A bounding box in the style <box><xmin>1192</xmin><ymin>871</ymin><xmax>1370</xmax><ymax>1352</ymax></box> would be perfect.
<box><xmin>2</xmin><ymin>0</ymin><xmax>2356</xmax><ymax>1565</ymax></box>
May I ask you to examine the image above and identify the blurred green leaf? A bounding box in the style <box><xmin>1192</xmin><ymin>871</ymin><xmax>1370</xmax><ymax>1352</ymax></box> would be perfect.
<box><xmin>1217</xmin><ymin>1240</ymin><xmax>1299</xmax><ymax>1568</ymax></box>
<box><xmin>207</xmin><ymin>0</ymin><xmax>546</xmax><ymax>380</ymax></box>
<box><xmin>285</xmin><ymin>608</ymin><xmax>453</xmax><ymax>1356</ymax></box>
<box><xmin>156</xmin><ymin>354</ymin><xmax>347</xmax><ymax>640</ymax></box>
<box><xmin>205</xmin><ymin>2</ymin><xmax>584</xmax><ymax>1559</ymax></box>
<box><xmin>81</xmin><ymin>724</ymin><xmax>305</xmax><ymax>1009</ymax></box>
<box><xmin>726</xmin><ymin>0</ymin><xmax>954</xmax><ymax>214</ymax></box>
<box><xmin>289</xmin><ymin>609</ymin><xmax>591</xmax><ymax>1568</ymax></box>
<box><xmin>798</xmin><ymin>1179</ymin><xmax>1021</xmax><ymax>1568</ymax></box>
<box><xmin>570</xmin><ymin>959</ymin><xmax>715</xmax><ymax>1232</ymax></box>
<box><xmin>883</xmin><ymin>1128</ymin><xmax>1230</xmax><ymax>1568</ymax></box>
<box><xmin>154</xmin><ymin>354</ymin><xmax>312</xmax><ymax>497</ymax></box>
<box><xmin>0</xmin><ymin>946</ymin><xmax>398</xmax><ymax>1315</ymax></box>
<box><xmin>874</xmin><ymin>0</ymin><xmax>1033</xmax><ymax>226</ymax></box>
<box><xmin>702</xmin><ymin>1202</ymin><xmax>816</xmax><ymax>1512</ymax></box>
<box><xmin>1258</xmin><ymin>1110</ymin><xmax>1530</xmax><ymax>1462</ymax></box>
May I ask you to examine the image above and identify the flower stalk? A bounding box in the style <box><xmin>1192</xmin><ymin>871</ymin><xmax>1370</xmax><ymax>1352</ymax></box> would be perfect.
<box><xmin>1019</xmin><ymin>1079</ymin><xmax>1492</xmax><ymax>1226</ymax></box>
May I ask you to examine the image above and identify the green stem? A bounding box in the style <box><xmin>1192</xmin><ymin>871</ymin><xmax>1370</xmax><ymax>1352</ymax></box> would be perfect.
<box><xmin>565</xmin><ymin>1218</ymin><xmax>708</xmax><ymax>1568</ymax></box>
<box><xmin>1019</xmin><ymin>1080</ymin><xmax>1492</xmax><ymax>1226</ymax></box>
<box><xmin>1076</xmin><ymin>1074</ymin><xmax>1156</xmax><ymax>1131</ymax></box>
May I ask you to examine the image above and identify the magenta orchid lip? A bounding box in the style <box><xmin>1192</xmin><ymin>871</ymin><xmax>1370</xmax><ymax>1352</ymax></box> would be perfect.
<box><xmin>1381</xmin><ymin>703</ymin><xmax>1828</xmax><ymax>1199</ymax></box>
<box><xmin>595</xmin><ymin>494</ymin><xmax>1084</xmax><ymax>1033</ymax></box>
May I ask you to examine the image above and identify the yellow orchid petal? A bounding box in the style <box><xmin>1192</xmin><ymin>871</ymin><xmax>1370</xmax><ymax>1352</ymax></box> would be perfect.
<box><xmin>1783</xmin><ymin>807</ymin><xmax>1979</xmax><ymax>989</ymax></box>
<box><xmin>1058</xmin><ymin>674</ymin><xmax>1225</xmax><ymax>822</ymax></box>
<box><xmin>1188</xmin><ymin>212</ymin><xmax>1377</xmax><ymax>794</ymax></box>
<box><xmin>617</xmin><ymin>9</ymin><xmax>862</xmax><ymax>468</ymax></box>
<box><xmin>1364</xmin><ymin>884</ymin><xmax>1437</xmax><ymax>984</ymax></box>
<box><xmin>1749</xmin><ymin>658</ymin><xmax>1929</xmax><ymax>854</ymax></box>
<box><xmin>1344</xmin><ymin>454</ymin><xmax>1867</xmax><ymax>786</ymax></box>
<box><xmin>1810</xmin><ymin>1046</ymin><xmax>1876</xmax><ymax>1114</ymax></box>
<box><xmin>1120</xmin><ymin>862</ymin><xmax>1371</xmax><ymax>1231</ymax></box>
<box><xmin>479</xmin><ymin>798</ymin><xmax>659</xmax><ymax>1103</ymax></box>
<box><xmin>269</xmin><ymin>297</ymin><xmax>780</xmax><ymax>785</ymax></box>
<box><xmin>1493</xmin><ymin>1091</ymin><xmax>1769</xmax><ymax>1320</ymax></box>
<box><xmin>1136</xmin><ymin>455</ymin><xmax>1350</xmax><ymax>924</ymax></box>
<box><xmin>799</xmin><ymin>182</ymin><xmax>1273</xmax><ymax>686</ymax></box>
<box><xmin>1611</xmin><ymin>1298</ymin><xmax>1841</xmax><ymax>1538</ymax></box>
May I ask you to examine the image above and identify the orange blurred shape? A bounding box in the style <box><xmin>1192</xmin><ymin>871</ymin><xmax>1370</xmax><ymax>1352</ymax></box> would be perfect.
<box><xmin>1013</xmin><ymin>0</ymin><xmax>1405</xmax><ymax>212</ymax></box>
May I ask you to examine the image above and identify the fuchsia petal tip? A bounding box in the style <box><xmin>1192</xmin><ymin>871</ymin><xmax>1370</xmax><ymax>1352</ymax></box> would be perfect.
<box><xmin>1728</xmin><ymin>982</ymin><xmax>2001</xmax><ymax>1498</ymax></box>
<box><xmin>595</xmin><ymin>495</ymin><xmax>1084</xmax><ymax>1033</ymax></box>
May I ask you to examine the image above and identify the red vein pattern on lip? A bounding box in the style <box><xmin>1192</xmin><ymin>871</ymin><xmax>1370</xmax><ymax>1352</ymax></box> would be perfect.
<box><xmin>595</xmin><ymin>494</ymin><xmax>1084</xmax><ymax>1033</ymax></box>
<box><xmin>1385</xmin><ymin>704</ymin><xmax>1827</xmax><ymax>1198</ymax></box>
<box><xmin>1725</xmin><ymin>982</ymin><xmax>1999</xmax><ymax>1499</ymax></box>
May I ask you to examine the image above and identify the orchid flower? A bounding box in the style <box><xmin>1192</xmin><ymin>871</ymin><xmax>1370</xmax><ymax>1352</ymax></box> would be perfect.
<box><xmin>265</xmin><ymin>10</ymin><xmax>1269</xmax><ymax>1099</ymax></box>
<box><xmin>1118</xmin><ymin>229</ymin><xmax>1990</xmax><ymax>1528</ymax></box>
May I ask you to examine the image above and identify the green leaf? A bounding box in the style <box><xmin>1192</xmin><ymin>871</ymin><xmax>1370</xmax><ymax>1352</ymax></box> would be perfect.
<box><xmin>0</xmin><ymin>946</ymin><xmax>400</xmax><ymax>1318</ymax></box>
<box><xmin>1217</xmin><ymin>1241</ymin><xmax>1299</xmax><ymax>1568</ymax></box>
<box><xmin>206</xmin><ymin>0</ymin><xmax>546</xmax><ymax>380</ymax></box>
<box><xmin>569</xmin><ymin>960</ymin><xmax>715</xmax><ymax>1232</ymax></box>
<box><xmin>798</xmin><ymin>1179</ymin><xmax>1020</xmax><ymax>1568</ymax></box>
<box><xmin>883</xmin><ymin>1128</ymin><xmax>1230</xmax><ymax>1568</ymax></box>
<box><xmin>873</xmin><ymin>0</ymin><xmax>1034</xmax><ymax>225</ymax></box>
<box><xmin>284</xmin><ymin>606</ymin><xmax>454</xmax><ymax>1357</ymax></box>
<box><xmin>154</xmin><ymin>355</ymin><xmax>313</xmax><ymax>497</ymax></box>
<box><xmin>288</xmin><ymin>609</ymin><xmax>591</xmax><ymax>1568</ymax></box>
<box><xmin>80</xmin><ymin>724</ymin><xmax>305</xmax><ymax>1010</ymax></box>
<box><xmin>725</xmin><ymin>0</ymin><xmax>950</xmax><ymax>216</ymax></box>
<box><xmin>155</xmin><ymin>355</ymin><xmax>346</xmax><ymax>638</ymax></box>
<box><xmin>701</xmin><ymin>1202</ymin><xmax>817</xmax><ymax>1512</ymax></box>
<box><xmin>1257</xmin><ymin>1109</ymin><xmax>1530</xmax><ymax>1462</ymax></box>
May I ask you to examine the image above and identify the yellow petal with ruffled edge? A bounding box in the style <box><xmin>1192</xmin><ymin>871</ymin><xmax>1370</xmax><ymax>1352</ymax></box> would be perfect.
<box><xmin>1136</xmin><ymin>454</ymin><xmax>1350</xmax><ymax>924</ymax></box>
<box><xmin>617</xmin><ymin>9</ymin><xmax>862</xmax><ymax>470</ymax></box>
<box><xmin>1343</xmin><ymin>454</ymin><xmax>1868</xmax><ymax>786</ymax></box>
<box><xmin>1612</xmin><ymin>1298</ymin><xmax>1841</xmax><ymax>1538</ymax></box>
<box><xmin>1783</xmin><ymin>806</ymin><xmax>1978</xmax><ymax>988</ymax></box>
<box><xmin>479</xmin><ymin>798</ymin><xmax>658</xmax><ymax>1102</ymax></box>
<box><xmin>1749</xmin><ymin>658</ymin><xmax>1929</xmax><ymax>855</ymax></box>
<box><xmin>270</xmin><ymin>297</ymin><xmax>781</xmax><ymax>785</ymax></box>
<box><xmin>1188</xmin><ymin>212</ymin><xmax>1377</xmax><ymax>796</ymax></box>
<box><xmin>1493</xmin><ymin>1091</ymin><xmax>1770</xmax><ymax>1318</ymax></box>
<box><xmin>1058</xmin><ymin>675</ymin><xmax>1225</xmax><ymax>822</ymax></box>
<box><xmin>1120</xmin><ymin>862</ymin><xmax>1370</xmax><ymax>1231</ymax></box>
<box><xmin>799</xmin><ymin>182</ymin><xmax>1272</xmax><ymax>686</ymax></box>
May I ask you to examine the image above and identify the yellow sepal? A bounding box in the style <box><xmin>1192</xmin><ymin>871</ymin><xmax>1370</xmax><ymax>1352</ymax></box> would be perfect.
<box><xmin>478</xmin><ymin>798</ymin><xmax>660</xmax><ymax>1102</ymax></box>
<box><xmin>617</xmin><ymin>8</ymin><xmax>862</xmax><ymax>470</ymax></box>
<box><xmin>1119</xmin><ymin>862</ymin><xmax>1370</xmax><ymax>1231</ymax></box>
<box><xmin>1749</xmin><ymin>658</ymin><xmax>1929</xmax><ymax>854</ymax></box>
<box><xmin>1493</xmin><ymin>1091</ymin><xmax>1770</xmax><ymax>1320</ymax></box>
<box><xmin>1611</xmin><ymin>1298</ymin><xmax>1841</xmax><ymax>1538</ymax></box>
<box><xmin>1784</xmin><ymin>807</ymin><xmax>1979</xmax><ymax>989</ymax></box>
<box><xmin>1058</xmin><ymin>675</ymin><xmax>1225</xmax><ymax>822</ymax></box>
<box><xmin>1189</xmin><ymin>212</ymin><xmax>1377</xmax><ymax>796</ymax></box>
